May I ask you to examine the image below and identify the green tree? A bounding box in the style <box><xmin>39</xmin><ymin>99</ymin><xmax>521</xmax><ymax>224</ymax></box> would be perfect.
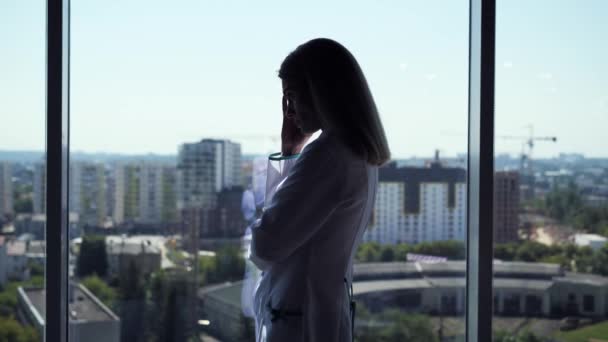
<box><xmin>198</xmin><ymin>245</ymin><xmax>245</xmax><ymax>285</ymax></box>
<box><xmin>372</xmin><ymin>310</ymin><xmax>438</xmax><ymax>342</ymax></box>
<box><xmin>380</xmin><ymin>245</ymin><xmax>396</xmax><ymax>262</ymax></box>
<box><xmin>27</xmin><ymin>261</ymin><xmax>43</xmax><ymax>277</ymax></box>
<box><xmin>147</xmin><ymin>270</ymin><xmax>169</xmax><ymax>341</ymax></box>
<box><xmin>119</xmin><ymin>261</ymin><xmax>146</xmax><ymax>342</ymax></box>
<box><xmin>572</xmin><ymin>246</ymin><xmax>594</xmax><ymax>273</ymax></box>
<box><xmin>0</xmin><ymin>292</ymin><xmax>17</xmax><ymax>317</ymax></box>
<box><xmin>394</xmin><ymin>244</ymin><xmax>412</xmax><ymax>261</ymax></box>
<box><xmin>354</xmin><ymin>303</ymin><xmax>438</xmax><ymax>342</ymax></box>
<box><xmin>215</xmin><ymin>245</ymin><xmax>246</xmax><ymax>282</ymax></box>
<box><xmin>514</xmin><ymin>241</ymin><xmax>550</xmax><ymax>262</ymax></box>
<box><xmin>539</xmin><ymin>254</ymin><xmax>569</xmax><ymax>268</ymax></box>
<box><xmin>147</xmin><ymin>270</ymin><xmax>195</xmax><ymax>342</ymax></box>
<box><xmin>413</xmin><ymin>240</ymin><xmax>465</xmax><ymax>260</ymax></box>
<box><xmin>494</xmin><ymin>243</ymin><xmax>518</xmax><ymax>261</ymax></box>
<box><xmin>81</xmin><ymin>275</ymin><xmax>116</xmax><ymax>309</ymax></box>
<box><xmin>76</xmin><ymin>235</ymin><xmax>108</xmax><ymax>278</ymax></box>
<box><xmin>356</xmin><ymin>242</ymin><xmax>381</xmax><ymax>262</ymax></box>
<box><xmin>494</xmin><ymin>330</ymin><xmax>550</xmax><ymax>342</ymax></box>
<box><xmin>0</xmin><ymin>316</ymin><xmax>39</xmax><ymax>342</ymax></box>
<box><xmin>591</xmin><ymin>244</ymin><xmax>608</xmax><ymax>276</ymax></box>
<box><xmin>13</xmin><ymin>198</ymin><xmax>33</xmax><ymax>214</ymax></box>
<box><xmin>159</xmin><ymin>274</ymin><xmax>193</xmax><ymax>342</ymax></box>
<box><xmin>198</xmin><ymin>255</ymin><xmax>218</xmax><ymax>284</ymax></box>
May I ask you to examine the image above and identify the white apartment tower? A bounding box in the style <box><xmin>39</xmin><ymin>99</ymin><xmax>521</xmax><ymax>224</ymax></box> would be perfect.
<box><xmin>365</xmin><ymin>155</ymin><xmax>467</xmax><ymax>245</ymax></box>
<box><xmin>70</xmin><ymin>162</ymin><xmax>107</xmax><ymax>227</ymax></box>
<box><xmin>177</xmin><ymin>139</ymin><xmax>242</xmax><ymax>210</ymax></box>
<box><xmin>112</xmin><ymin>162</ymin><xmax>177</xmax><ymax>225</ymax></box>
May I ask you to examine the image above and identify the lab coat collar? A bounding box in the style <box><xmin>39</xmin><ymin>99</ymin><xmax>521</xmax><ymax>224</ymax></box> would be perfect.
<box><xmin>318</xmin><ymin>127</ymin><xmax>337</xmax><ymax>141</ymax></box>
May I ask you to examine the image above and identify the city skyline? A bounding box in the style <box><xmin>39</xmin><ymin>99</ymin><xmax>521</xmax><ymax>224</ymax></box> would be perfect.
<box><xmin>2</xmin><ymin>1</ymin><xmax>607</xmax><ymax>158</ymax></box>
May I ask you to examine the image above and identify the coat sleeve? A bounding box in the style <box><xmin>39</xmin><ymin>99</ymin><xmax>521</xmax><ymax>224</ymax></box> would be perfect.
<box><xmin>263</xmin><ymin>152</ymin><xmax>301</xmax><ymax>207</ymax></box>
<box><xmin>250</xmin><ymin>148</ymin><xmax>342</xmax><ymax>270</ymax></box>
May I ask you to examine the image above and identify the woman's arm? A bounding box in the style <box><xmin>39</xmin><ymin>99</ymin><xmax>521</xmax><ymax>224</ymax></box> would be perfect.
<box><xmin>250</xmin><ymin>147</ymin><xmax>342</xmax><ymax>270</ymax></box>
<box><xmin>263</xmin><ymin>152</ymin><xmax>301</xmax><ymax>207</ymax></box>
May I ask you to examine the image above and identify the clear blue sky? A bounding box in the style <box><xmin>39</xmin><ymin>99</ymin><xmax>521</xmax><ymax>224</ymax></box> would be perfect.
<box><xmin>1</xmin><ymin>0</ymin><xmax>607</xmax><ymax>158</ymax></box>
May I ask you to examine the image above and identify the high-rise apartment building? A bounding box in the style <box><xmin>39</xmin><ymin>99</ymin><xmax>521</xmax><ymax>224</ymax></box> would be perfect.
<box><xmin>112</xmin><ymin>162</ymin><xmax>177</xmax><ymax>226</ymax></box>
<box><xmin>70</xmin><ymin>162</ymin><xmax>107</xmax><ymax>227</ymax></box>
<box><xmin>494</xmin><ymin>171</ymin><xmax>520</xmax><ymax>243</ymax></box>
<box><xmin>33</xmin><ymin>162</ymin><xmax>46</xmax><ymax>215</ymax></box>
<box><xmin>138</xmin><ymin>163</ymin><xmax>176</xmax><ymax>224</ymax></box>
<box><xmin>111</xmin><ymin>163</ymin><xmax>138</xmax><ymax>225</ymax></box>
<box><xmin>364</xmin><ymin>154</ymin><xmax>467</xmax><ymax>244</ymax></box>
<box><xmin>177</xmin><ymin>139</ymin><xmax>242</xmax><ymax>210</ymax></box>
<box><xmin>177</xmin><ymin>139</ymin><xmax>242</xmax><ymax>238</ymax></box>
<box><xmin>0</xmin><ymin>162</ymin><xmax>13</xmax><ymax>218</ymax></box>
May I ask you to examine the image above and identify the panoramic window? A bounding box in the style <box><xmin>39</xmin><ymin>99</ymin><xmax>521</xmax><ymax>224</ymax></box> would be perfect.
<box><xmin>493</xmin><ymin>1</ymin><xmax>608</xmax><ymax>341</ymax></box>
<box><xmin>17</xmin><ymin>1</ymin><xmax>608</xmax><ymax>341</ymax></box>
<box><xmin>0</xmin><ymin>1</ymin><xmax>46</xmax><ymax>341</ymax></box>
<box><xmin>64</xmin><ymin>1</ymin><xmax>470</xmax><ymax>341</ymax></box>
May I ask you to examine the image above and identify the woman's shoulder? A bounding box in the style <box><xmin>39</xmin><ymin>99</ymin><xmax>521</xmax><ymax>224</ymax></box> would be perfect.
<box><xmin>301</xmin><ymin>132</ymin><xmax>354</xmax><ymax>164</ymax></box>
<box><xmin>302</xmin><ymin>132</ymin><xmax>373</xmax><ymax>180</ymax></box>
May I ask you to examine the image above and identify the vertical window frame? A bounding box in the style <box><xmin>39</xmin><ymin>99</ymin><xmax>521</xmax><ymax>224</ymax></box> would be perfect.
<box><xmin>466</xmin><ymin>0</ymin><xmax>496</xmax><ymax>341</ymax></box>
<box><xmin>46</xmin><ymin>0</ymin><xmax>70</xmax><ymax>341</ymax></box>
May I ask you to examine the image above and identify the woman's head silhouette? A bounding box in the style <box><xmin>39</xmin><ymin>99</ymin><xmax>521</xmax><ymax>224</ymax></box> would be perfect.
<box><xmin>279</xmin><ymin>38</ymin><xmax>391</xmax><ymax>166</ymax></box>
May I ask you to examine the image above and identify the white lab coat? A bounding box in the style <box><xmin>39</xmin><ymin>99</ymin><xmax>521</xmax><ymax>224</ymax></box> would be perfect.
<box><xmin>249</xmin><ymin>129</ymin><xmax>378</xmax><ymax>342</ymax></box>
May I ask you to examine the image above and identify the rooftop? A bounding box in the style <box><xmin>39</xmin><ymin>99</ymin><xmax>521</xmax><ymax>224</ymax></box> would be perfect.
<box><xmin>573</xmin><ymin>233</ymin><xmax>608</xmax><ymax>242</ymax></box>
<box><xmin>20</xmin><ymin>283</ymin><xmax>119</xmax><ymax>323</ymax></box>
<box><xmin>198</xmin><ymin>281</ymin><xmax>243</xmax><ymax>309</ymax></box>
<box><xmin>353</xmin><ymin>261</ymin><xmax>563</xmax><ymax>280</ymax></box>
<box><xmin>106</xmin><ymin>240</ymin><xmax>160</xmax><ymax>255</ymax></box>
<box><xmin>197</xmin><ymin>262</ymin><xmax>608</xmax><ymax>309</ymax></box>
<box><xmin>1</xmin><ymin>240</ymin><xmax>27</xmax><ymax>256</ymax></box>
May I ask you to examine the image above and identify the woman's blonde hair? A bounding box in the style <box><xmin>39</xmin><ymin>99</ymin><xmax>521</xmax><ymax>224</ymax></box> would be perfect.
<box><xmin>279</xmin><ymin>38</ymin><xmax>391</xmax><ymax>166</ymax></box>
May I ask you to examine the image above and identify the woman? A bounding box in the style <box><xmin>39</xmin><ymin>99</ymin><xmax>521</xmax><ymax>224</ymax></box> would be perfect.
<box><xmin>249</xmin><ymin>38</ymin><xmax>391</xmax><ymax>342</ymax></box>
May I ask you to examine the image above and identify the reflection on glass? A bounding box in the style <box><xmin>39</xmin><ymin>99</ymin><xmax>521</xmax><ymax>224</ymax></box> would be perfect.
<box><xmin>494</xmin><ymin>1</ymin><xmax>608</xmax><ymax>341</ymax></box>
<box><xmin>0</xmin><ymin>1</ymin><xmax>45</xmax><ymax>341</ymax></box>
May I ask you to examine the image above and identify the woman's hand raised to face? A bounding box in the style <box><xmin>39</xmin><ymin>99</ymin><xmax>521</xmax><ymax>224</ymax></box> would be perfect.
<box><xmin>281</xmin><ymin>95</ymin><xmax>312</xmax><ymax>156</ymax></box>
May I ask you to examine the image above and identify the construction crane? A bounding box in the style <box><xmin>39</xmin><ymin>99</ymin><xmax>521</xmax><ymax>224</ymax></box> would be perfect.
<box><xmin>498</xmin><ymin>125</ymin><xmax>557</xmax><ymax>198</ymax></box>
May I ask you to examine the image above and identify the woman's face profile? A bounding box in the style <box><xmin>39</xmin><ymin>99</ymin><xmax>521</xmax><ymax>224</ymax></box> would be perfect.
<box><xmin>282</xmin><ymin>78</ymin><xmax>322</xmax><ymax>134</ymax></box>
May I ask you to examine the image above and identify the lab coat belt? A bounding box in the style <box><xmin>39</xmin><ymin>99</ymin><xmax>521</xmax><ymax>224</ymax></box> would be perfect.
<box><xmin>267</xmin><ymin>301</ymin><xmax>303</xmax><ymax>322</ymax></box>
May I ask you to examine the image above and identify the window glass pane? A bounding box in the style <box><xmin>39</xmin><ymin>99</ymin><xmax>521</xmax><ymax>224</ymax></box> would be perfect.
<box><xmin>494</xmin><ymin>1</ymin><xmax>608</xmax><ymax>341</ymax></box>
<box><xmin>70</xmin><ymin>1</ymin><xmax>469</xmax><ymax>341</ymax></box>
<box><xmin>0</xmin><ymin>2</ymin><xmax>46</xmax><ymax>341</ymax></box>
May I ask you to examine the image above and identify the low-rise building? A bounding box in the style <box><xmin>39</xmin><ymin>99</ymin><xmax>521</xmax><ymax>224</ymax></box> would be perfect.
<box><xmin>15</xmin><ymin>213</ymin><xmax>80</xmax><ymax>240</ymax></box>
<box><xmin>17</xmin><ymin>282</ymin><xmax>120</xmax><ymax>342</ymax></box>
<box><xmin>105</xmin><ymin>236</ymin><xmax>161</xmax><ymax>276</ymax></box>
<box><xmin>572</xmin><ymin>234</ymin><xmax>608</xmax><ymax>251</ymax></box>
<box><xmin>0</xmin><ymin>237</ymin><xmax>28</xmax><ymax>285</ymax></box>
<box><xmin>197</xmin><ymin>281</ymin><xmax>254</xmax><ymax>341</ymax></box>
<box><xmin>352</xmin><ymin>261</ymin><xmax>608</xmax><ymax>318</ymax></box>
<box><xmin>196</xmin><ymin>261</ymin><xmax>608</xmax><ymax>340</ymax></box>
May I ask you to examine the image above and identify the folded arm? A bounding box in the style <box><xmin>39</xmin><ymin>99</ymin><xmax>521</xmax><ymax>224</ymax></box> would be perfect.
<box><xmin>250</xmin><ymin>148</ymin><xmax>342</xmax><ymax>270</ymax></box>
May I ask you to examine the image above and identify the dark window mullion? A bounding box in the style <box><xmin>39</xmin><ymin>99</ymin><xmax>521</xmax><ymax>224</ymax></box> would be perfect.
<box><xmin>46</xmin><ymin>0</ymin><xmax>70</xmax><ymax>341</ymax></box>
<box><xmin>466</xmin><ymin>0</ymin><xmax>496</xmax><ymax>341</ymax></box>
